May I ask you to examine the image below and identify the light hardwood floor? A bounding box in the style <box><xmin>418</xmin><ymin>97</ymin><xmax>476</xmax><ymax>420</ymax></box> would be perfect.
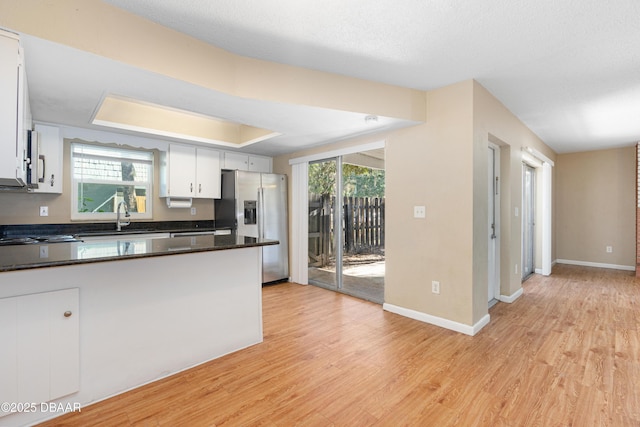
<box><xmin>39</xmin><ymin>264</ymin><xmax>640</xmax><ymax>426</ymax></box>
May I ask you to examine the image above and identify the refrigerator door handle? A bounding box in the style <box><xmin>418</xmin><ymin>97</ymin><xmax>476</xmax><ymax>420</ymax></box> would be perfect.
<box><xmin>258</xmin><ymin>187</ymin><xmax>265</xmax><ymax>239</ymax></box>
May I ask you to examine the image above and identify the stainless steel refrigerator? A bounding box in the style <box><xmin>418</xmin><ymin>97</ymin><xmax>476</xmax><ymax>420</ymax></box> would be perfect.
<box><xmin>215</xmin><ymin>170</ymin><xmax>289</xmax><ymax>284</ymax></box>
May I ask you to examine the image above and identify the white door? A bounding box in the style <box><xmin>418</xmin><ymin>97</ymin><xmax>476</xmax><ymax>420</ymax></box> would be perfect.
<box><xmin>488</xmin><ymin>144</ymin><xmax>500</xmax><ymax>304</ymax></box>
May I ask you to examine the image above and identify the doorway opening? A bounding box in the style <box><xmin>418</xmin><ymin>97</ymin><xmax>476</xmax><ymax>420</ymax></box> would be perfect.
<box><xmin>307</xmin><ymin>149</ymin><xmax>385</xmax><ymax>303</ymax></box>
<box><xmin>522</xmin><ymin>164</ymin><xmax>536</xmax><ymax>280</ymax></box>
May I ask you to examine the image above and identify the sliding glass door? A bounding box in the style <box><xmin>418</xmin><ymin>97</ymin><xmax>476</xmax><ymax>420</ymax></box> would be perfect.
<box><xmin>307</xmin><ymin>149</ymin><xmax>385</xmax><ymax>303</ymax></box>
<box><xmin>308</xmin><ymin>158</ymin><xmax>339</xmax><ymax>290</ymax></box>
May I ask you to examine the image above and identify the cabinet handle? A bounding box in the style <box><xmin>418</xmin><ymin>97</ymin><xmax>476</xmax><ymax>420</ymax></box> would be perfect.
<box><xmin>64</xmin><ymin>311</ymin><xmax>72</xmax><ymax>318</ymax></box>
<box><xmin>190</xmin><ymin>183</ymin><xmax>193</xmax><ymax>193</ymax></box>
<box><xmin>38</xmin><ymin>154</ymin><xmax>46</xmax><ymax>183</ymax></box>
<box><xmin>199</xmin><ymin>183</ymin><xmax>202</xmax><ymax>193</ymax></box>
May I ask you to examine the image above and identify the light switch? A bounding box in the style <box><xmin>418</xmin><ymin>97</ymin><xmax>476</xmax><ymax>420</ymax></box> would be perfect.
<box><xmin>414</xmin><ymin>206</ymin><xmax>426</xmax><ymax>218</ymax></box>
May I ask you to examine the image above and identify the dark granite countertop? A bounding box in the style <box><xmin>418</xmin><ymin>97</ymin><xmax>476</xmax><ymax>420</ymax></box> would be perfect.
<box><xmin>0</xmin><ymin>233</ymin><xmax>278</xmax><ymax>272</ymax></box>
<box><xmin>0</xmin><ymin>220</ymin><xmax>219</xmax><ymax>239</ymax></box>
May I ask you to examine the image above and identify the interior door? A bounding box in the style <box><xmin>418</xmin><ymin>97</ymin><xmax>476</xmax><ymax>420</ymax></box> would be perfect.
<box><xmin>522</xmin><ymin>164</ymin><xmax>536</xmax><ymax>279</ymax></box>
<box><xmin>488</xmin><ymin>144</ymin><xmax>500</xmax><ymax>304</ymax></box>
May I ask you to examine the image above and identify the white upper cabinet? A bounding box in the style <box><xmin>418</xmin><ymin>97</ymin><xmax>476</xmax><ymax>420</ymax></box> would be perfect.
<box><xmin>248</xmin><ymin>155</ymin><xmax>272</xmax><ymax>173</ymax></box>
<box><xmin>160</xmin><ymin>144</ymin><xmax>221</xmax><ymax>199</ymax></box>
<box><xmin>33</xmin><ymin>124</ymin><xmax>63</xmax><ymax>194</ymax></box>
<box><xmin>223</xmin><ymin>152</ymin><xmax>272</xmax><ymax>173</ymax></box>
<box><xmin>0</xmin><ymin>30</ymin><xmax>30</xmax><ymax>188</ymax></box>
<box><xmin>195</xmin><ymin>147</ymin><xmax>221</xmax><ymax>198</ymax></box>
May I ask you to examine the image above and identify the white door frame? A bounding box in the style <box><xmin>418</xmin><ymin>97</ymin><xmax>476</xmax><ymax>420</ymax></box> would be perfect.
<box><xmin>522</xmin><ymin>147</ymin><xmax>553</xmax><ymax>276</ymax></box>
<box><xmin>488</xmin><ymin>143</ymin><xmax>501</xmax><ymax>302</ymax></box>
<box><xmin>522</xmin><ymin>163</ymin><xmax>536</xmax><ymax>279</ymax></box>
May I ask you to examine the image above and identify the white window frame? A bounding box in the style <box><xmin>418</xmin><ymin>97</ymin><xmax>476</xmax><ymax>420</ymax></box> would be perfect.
<box><xmin>70</xmin><ymin>143</ymin><xmax>154</xmax><ymax>221</ymax></box>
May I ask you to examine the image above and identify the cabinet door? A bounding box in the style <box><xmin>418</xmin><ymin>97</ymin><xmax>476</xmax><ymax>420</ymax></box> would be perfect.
<box><xmin>223</xmin><ymin>152</ymin><xmax>248</xmax><ymax>170</ymax></box>
<box><xmin>168</xmin><ymin>144</ymin><xmax>196</xmax><ymax>197</ymax></box>
<box><xmin>0</xmin><ymin>297</ymin><xmax>18</xmax><ymax>406</ymax></box>
<box><xmin>33</xmin><ymin>124</ymin><xmax>63</xmax><ymax>194</ymax></box>
<box><xmin>248</xmin><ymin>156</ymin><xmax>272</xmax><ymax>173</ymax></box>
<box><xmin>0</xmin><ymin>32</ymin><xmax>21</xmax><ymax>184</ymax></box>
<box><xmin>48</xmin><ymin>288</ymin><xmax>80</xmax><ymax>399</ymax></box>
<box><xmin>195</xmin><ymin>148</ymin><xmax>221</xmax><ymax>199</ymax></box>
<box><xmin>0</xmin><ymin>288</ymin><xmax>80</xmax><ymax>413</ymax></box>
<box><xmin>16</xmin><ymin>292</ymin><xmax>50</xmax><ymax>403</ymax></box>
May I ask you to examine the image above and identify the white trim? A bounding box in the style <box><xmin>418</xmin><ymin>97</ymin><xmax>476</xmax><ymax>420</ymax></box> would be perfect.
<box><xmin>499</xmin><ymin>287</ymin><xmax>523</xmax><ymax>303</ymax></box>
<box><xmin>382</xmin><ymin>303</ymin><xmax>490</xmax><ymax>336</ymax></box>
<box><xmin>541</xmin><ymin>162</ymin><xmax>552</xmax><ymax>276</ymax></box>
<box><xmin>523</xmin><ymin>146</ymin><xmax>555</xmax><ymax>167</ymax></box>
<box><xmin>556</xmin><ymin>259</ymin><xmax>635</xmax><ymax>272</ymax></box>
<box><xmin>290</xmin><ymin>162</ymin><xmax>309</xmax><ymax>284</ymax></box>
<box><xmin>521</xmin><ymin>152</ymin><xmax>543</xmax><ymax>168</ymax></box>
<box><xmin>289</xmin><ymin>140</ymin><xmax>385</xmax><ymax>165</ymax></box>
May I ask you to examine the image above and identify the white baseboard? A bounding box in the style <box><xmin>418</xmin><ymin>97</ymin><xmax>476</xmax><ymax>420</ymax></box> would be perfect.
<box><xmin>556</xmin><ymin>259</ymin><xmax>635</xmax><ymax>271</ymax></box>
<box><xmin>382</xmin><ymin>303</ymin><xmax>490</xmax><ymax>336</ymax></box>
<box><xmin>499</xmin><ymin>287</ymin><xmax>523</xmax><ymax>303</ymax></box>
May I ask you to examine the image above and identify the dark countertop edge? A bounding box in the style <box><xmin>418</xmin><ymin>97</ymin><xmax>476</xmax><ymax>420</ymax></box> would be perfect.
<box><xmin>0</xmin><ymin>239</ymin><xmax>278</xmax><ymax>273</ymax></box>
<box><xmin>76</xmin><ymin>228</ymin><xmax>224</xmax><ymax>237</ymax></box>
<box><xmin>0</xmin><ymin>220</ymin><xmax>219</xmax><ymax>239</ymax></box>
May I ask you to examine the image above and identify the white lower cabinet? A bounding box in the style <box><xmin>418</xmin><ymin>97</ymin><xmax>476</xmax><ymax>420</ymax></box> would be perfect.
<box><xmin>0</xmin><ymin>288</ymin><xmax>79</xmax><ymax>416</ymax></box>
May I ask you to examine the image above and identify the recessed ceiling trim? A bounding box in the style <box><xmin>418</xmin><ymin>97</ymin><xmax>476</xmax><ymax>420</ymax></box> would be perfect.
<box><xmin>92</xmin><ymin>94</ymin><xmax>280</xmax><ymax>147</ymax></box>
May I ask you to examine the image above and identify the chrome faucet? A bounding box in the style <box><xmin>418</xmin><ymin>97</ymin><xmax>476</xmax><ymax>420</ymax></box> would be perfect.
<box><xmin>116</xmin><ymin>201</ymin><xmax>131</xmax><ymax>231</ymax></box>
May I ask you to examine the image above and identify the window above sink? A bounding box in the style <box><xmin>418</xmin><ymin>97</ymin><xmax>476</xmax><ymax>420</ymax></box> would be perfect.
<box><xmin>71</xmin><ymin>143</ymin><xmax>154</xmax><ymax>221</ymax></box>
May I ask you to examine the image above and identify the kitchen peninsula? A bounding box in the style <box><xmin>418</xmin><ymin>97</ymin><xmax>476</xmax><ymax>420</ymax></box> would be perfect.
<box><xmin>0</xmin><ymin>233</ymin><xmax>277</xmax><ymax>427</ymax></box>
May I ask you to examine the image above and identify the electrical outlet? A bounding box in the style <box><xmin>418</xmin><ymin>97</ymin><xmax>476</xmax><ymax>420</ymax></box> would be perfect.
<box><xmin>190</xmin><ymin>207</ymin><xmax>197</xmax><ymax>215</ymax></box>
<box><xmin>39</xmin><ymin>246</ymin><xmax>48</xmax><ymax>258</ymax></box>
<box><xmin>414</xmin><ymin>206</ymin><xmax>426</xmax><ymax>218</ymax></box>
<box><xmin>606</xmin><ymin>246</ymin><xmax>613</xmax><ymax>253</ymax></box>
<box><xmin>39</xmin><ymin>206</ymin><xmax>48</xmax><ymax>216</ymax></box>
<box><xmin>431</xmin><ymin>280</ymin><xmax>440</xmax><ymax>294</ymax></box>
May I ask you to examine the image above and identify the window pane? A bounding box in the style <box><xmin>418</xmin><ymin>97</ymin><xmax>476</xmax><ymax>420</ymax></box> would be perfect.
<box><xmin>71</xmin><ymin>143</ymin><xmax>153</xmax><ymax>219</ymax></box>
<box><xmin>77</xmin><ymin>184</ymin><xmax>147</xmax><ymax>214</ymax></box>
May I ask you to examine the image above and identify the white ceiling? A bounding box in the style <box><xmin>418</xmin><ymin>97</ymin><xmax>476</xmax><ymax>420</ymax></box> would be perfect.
<box><xmin>24</xmin><ymin>0</ymin><xmax>640</xmax><ymax>154</ymax></box>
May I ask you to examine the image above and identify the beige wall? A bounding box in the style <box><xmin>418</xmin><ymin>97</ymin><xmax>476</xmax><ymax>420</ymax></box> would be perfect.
<box><xmin>472</xmin><ymin>82</ymin><xmax>556</xmax><ymax>319</ymax></box>
<box><xmin>555</xmin><ymin>146</ymin><xmax>635</xmax><ymax>267</ymax></box>
<box><xmin>276</xmin><ymin>80</ymin><xmax>561</xmax><ymax>328</ymax></box>
<box><xmin>277</xmin><ymin>81</ymin><xmax>478</xmax><ymax>326</ymax></box>
<box><xmin>0</xmin><ymin>138</ymin><xmax>214</xmax><ymax>225</ymax></box>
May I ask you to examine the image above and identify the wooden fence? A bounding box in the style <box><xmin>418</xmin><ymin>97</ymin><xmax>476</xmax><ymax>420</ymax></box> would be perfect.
<box><xmin>309</xmin><ymin>195</ymin><xmax>385</xmax><ymax>267</ymax></box>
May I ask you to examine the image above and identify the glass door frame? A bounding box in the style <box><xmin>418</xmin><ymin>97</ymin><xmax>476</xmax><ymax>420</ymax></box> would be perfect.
<box><xmin>289</xmin><ymin>141</ymin><xmax>386</xmax><ymax>285</ymax></box>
